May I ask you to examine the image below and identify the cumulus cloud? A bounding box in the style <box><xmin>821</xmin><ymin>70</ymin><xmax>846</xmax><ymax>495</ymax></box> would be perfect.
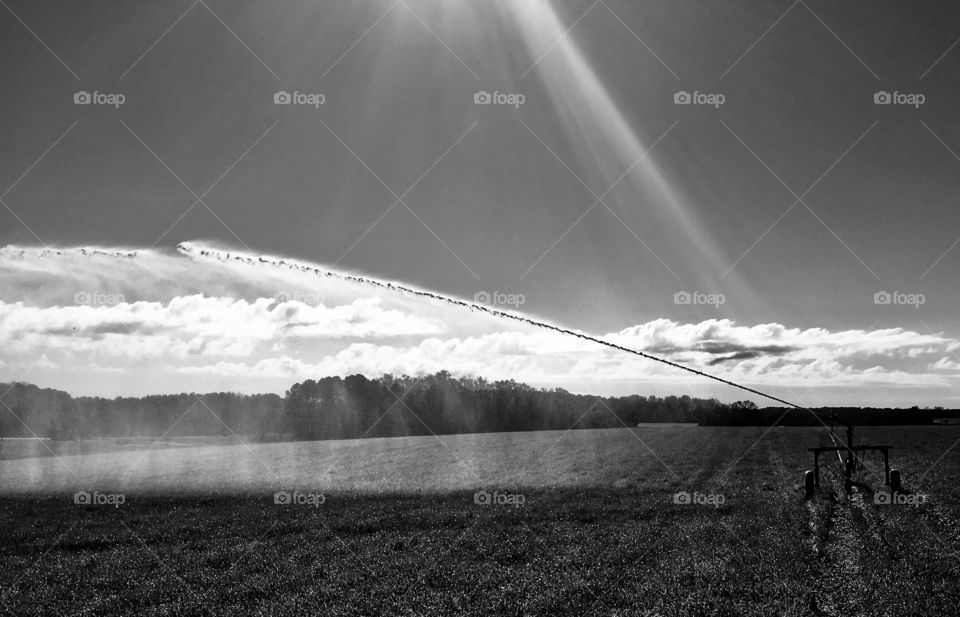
<box><xmin>930</xmin><ymin>357</ymin><xmax>960</xmax><ymax>372</ymax></box>
<box><xmin>0</xmin><ymin>243</ymin><xmax>957</xmax><ymax>402</ymax></box>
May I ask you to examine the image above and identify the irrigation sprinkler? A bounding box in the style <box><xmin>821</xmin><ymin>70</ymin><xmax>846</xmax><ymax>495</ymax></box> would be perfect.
<box><xmin>189</xmin><ymin>247</ymin><xmax>913</xmax><ymax>503</ymax></box>
<box><xmin>804</xmin><ymin>413</ymin><xmax>896</xmax><ymax>498</ymax></box>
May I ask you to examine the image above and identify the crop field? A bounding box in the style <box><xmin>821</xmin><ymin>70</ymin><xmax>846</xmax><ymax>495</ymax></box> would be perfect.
<box><xmin>2</xmin><ymin>425</ymin><xmax>959</xmax><ymax>615</ymax></box>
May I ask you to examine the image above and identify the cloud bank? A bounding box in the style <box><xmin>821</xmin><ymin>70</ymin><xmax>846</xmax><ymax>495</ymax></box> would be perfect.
<box><xmin>0</xmin><ymin>243</ymin><xmax>957</xmax><ymax>405</ymax></box>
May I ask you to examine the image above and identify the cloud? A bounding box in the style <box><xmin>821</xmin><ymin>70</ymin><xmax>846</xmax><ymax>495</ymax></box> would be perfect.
<box><xmin>0</xmin><ymin>295</ymin><xmax>444</xmax><ymax>359</ymax></box>
<box><xmin>930</xmin><ymin>357</ymin><xmax>960</xmax><ymax>372</ymax></box>
<box><xmin>0</xmin><ymin>243</ymin><xmax>957</xmax><ymax>401</ymax></box>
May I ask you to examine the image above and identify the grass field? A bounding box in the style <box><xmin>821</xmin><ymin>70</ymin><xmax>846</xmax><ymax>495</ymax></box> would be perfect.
<box><xmin>2</xmin><ymin>426</ymin><xmax>959</xmax><ymax>615</ymax></box>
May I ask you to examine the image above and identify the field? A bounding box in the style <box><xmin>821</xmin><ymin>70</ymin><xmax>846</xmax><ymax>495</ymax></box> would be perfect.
<box><xmin>2</xmin><ymin>426</ymin><xmax>959</xmax><ymax>615</ymax></box>
<box><xmin>0</xmin><ymin>437</ymin><xmax>243</xmax><ymax>462</ymax></box>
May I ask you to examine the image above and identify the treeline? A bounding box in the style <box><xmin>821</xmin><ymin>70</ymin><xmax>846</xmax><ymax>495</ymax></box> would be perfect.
<box><xmin>282</xmin><ymin>372</ymin><xmax>727</xmax><ymax>440</ymax></box>
<box><xmin>0</xmin><ymin>376</ymin><xmax>724</xmax><ymax>440</ymax></box>
<box><xmin>0</xmin><ymin>383</ymin><xmax>283</xmax><ymax>439</ymax></box>
<box><xmin>0</xmin><ymin>376</ymin><xmax>953</xmax><ymax>440</ymax></box>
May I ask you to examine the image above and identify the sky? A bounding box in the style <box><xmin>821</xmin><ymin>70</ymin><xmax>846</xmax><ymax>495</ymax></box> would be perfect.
<box><xmin>1</xmin><ymin>0</ymin><xmax>959</xmax><ymax>406</ymax></box>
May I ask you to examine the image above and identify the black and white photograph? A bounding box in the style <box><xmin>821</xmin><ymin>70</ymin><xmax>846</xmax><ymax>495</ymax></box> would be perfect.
<box><xmin>2</xmin><ymin>1</ymin><xmax>960</xmax><ymax>614</ymax></box>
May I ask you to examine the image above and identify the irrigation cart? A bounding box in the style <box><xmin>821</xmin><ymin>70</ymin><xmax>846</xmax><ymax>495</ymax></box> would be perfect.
<box><xmin>804</xmin><ymin>417</ymin><xmax>901</xmax><ymax>498</ymax></box>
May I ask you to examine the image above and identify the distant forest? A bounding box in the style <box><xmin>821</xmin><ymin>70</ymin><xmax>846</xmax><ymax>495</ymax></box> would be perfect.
<box><xmin>0</xmin><ymin>373</ymin><xmax>954</xmax><ymax>440</ymax></box>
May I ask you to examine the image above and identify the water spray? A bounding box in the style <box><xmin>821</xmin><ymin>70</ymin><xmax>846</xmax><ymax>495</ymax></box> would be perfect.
<box><xmin>178</xmin><ymin>242</ymin><xmax>804</xmax><ymax>411</ymax></box>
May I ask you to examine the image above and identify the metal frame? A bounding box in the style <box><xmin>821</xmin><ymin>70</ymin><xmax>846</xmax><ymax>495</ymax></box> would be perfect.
<box><xmin>808</xmin><ymin>423</ymin><xmax>891</xmax><ymax>493</ymax></box>
<box><xmin>808</xmin><ymin>445</ymin><xmax>891</xmax><ymax>489</ymax></box>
